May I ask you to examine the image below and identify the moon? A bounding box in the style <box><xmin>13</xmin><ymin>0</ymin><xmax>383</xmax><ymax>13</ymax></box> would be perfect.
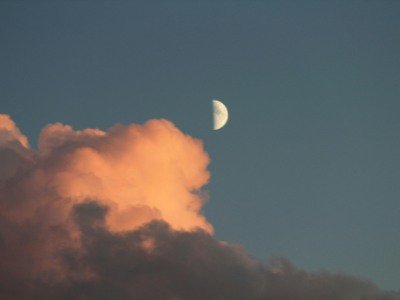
<box><xmin>213</xmin><ymin>99</ymin><xmax>229</xmax><ymax>130</ymax></box>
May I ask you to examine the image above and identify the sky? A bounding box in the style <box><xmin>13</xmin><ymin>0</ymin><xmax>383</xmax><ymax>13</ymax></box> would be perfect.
<box><xmin>1</xmin><ymin>0</ymin><xmax>400</xmax><ymax>296</ymax></box>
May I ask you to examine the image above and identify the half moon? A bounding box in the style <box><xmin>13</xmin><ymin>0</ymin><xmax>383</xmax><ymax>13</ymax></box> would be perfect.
<box><xmin>213</xmin><ymin>100</ymin><xmax>229</xmax><ymax>130</ymax></box>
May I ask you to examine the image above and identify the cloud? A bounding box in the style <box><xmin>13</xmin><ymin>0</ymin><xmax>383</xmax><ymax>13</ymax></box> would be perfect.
<box><xmin>0</xmin><ymin>114</ymin><xmax>34</xmax><ymax>183</ymax></box>
<box><xmin>0</xmin><ymin>114</ymin><xmax>398</xmax><ymax>299</ymax></box>
<box><xmin>0</xmin><ymin>114</ymin><xmax>29</xmax><ymax>149</ymax></box>
<box><xmin>2</xmin><ymin>116</ymin><xmax>212</xmax><ymax>233</ymax></box>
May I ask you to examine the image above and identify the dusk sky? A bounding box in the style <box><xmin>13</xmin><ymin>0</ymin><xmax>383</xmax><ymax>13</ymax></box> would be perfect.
<box><xmin>1</xmin><ymin>1</ymin><xmax>400</xmax><ymax>298</ymax></box>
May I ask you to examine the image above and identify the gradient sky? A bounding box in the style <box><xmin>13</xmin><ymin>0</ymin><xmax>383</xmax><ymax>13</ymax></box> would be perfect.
<box><xmin>1</xmin><ymin>1</ymin><xmax>400</xmax><ymax>290</ymax></box>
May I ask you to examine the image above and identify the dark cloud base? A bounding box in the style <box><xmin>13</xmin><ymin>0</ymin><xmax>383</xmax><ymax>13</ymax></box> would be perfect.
<box><xmin>2</xmin><ymin>201</ymin><xmax>396</xmax><ymax>300</ymax></box>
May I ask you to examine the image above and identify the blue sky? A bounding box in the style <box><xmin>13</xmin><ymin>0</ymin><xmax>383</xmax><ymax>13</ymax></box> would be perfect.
<box><xmin>1</xmin><ymin>1</ymin><xmax>400</xmax><ymax>290</ymax></box>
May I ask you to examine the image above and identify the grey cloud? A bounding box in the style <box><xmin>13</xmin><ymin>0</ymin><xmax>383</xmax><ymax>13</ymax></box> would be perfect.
<box><xmin>26</xmin><ymin>202</ymin><xmax>397</xmax><ymax>300</ymax></box>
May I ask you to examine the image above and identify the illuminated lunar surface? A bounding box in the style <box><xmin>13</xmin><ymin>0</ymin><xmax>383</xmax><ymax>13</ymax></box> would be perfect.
<box><xmin>212</xmin><ymin>100</ymin><xmax>229</xmax><ymax>130</ymax></box>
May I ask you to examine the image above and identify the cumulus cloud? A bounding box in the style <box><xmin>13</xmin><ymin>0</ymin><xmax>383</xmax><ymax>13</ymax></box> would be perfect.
<box><xmin>0</xmin><ymin>115</ymin><xmax>34</xmax><ymax>182</ymax></box>
<box><xmin>2</xmin><ymin>116</ymin><xmax>211</xmax><ymax>233</ymax></box>
<box><xmin>0</xmin><ymin>114</ymin><xmax>398</xmax><ymax>300</ymax></box>
<box><xmin>0</xmin><ymin>114</ymin><xmax>29</xmax><ymax>149</ymax></box>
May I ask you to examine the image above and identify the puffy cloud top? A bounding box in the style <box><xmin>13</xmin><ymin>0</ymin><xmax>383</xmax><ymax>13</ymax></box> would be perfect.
<box><xmin>1</xmin><ymin>115</ymin><xmax>211</xmax><ymax>233</ymax></box>
<box><xmin>0</xmin><ymin>114</ymin><xmax>29</xmax><ymax>149</ymax></box>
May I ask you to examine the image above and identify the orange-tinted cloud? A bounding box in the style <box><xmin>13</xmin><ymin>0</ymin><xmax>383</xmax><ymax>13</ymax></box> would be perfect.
<box><xmin>0</xmin><ymin>114</ymin><xmax>212</xmax><ymax>293</ymax></box>
<box><xmin>0</xmin><ymin>114</ymin><xmax>396</xmax><ymax>300</ymax></box>
<box><xmin>0</xmin><ymin>114</ymin><xmax>29</xmax><ymax>149</ymax></box>
<box><xmin>2</xmin><ymin>115</ymin><xmax>212</xmax><ymax>233</ymax></box>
